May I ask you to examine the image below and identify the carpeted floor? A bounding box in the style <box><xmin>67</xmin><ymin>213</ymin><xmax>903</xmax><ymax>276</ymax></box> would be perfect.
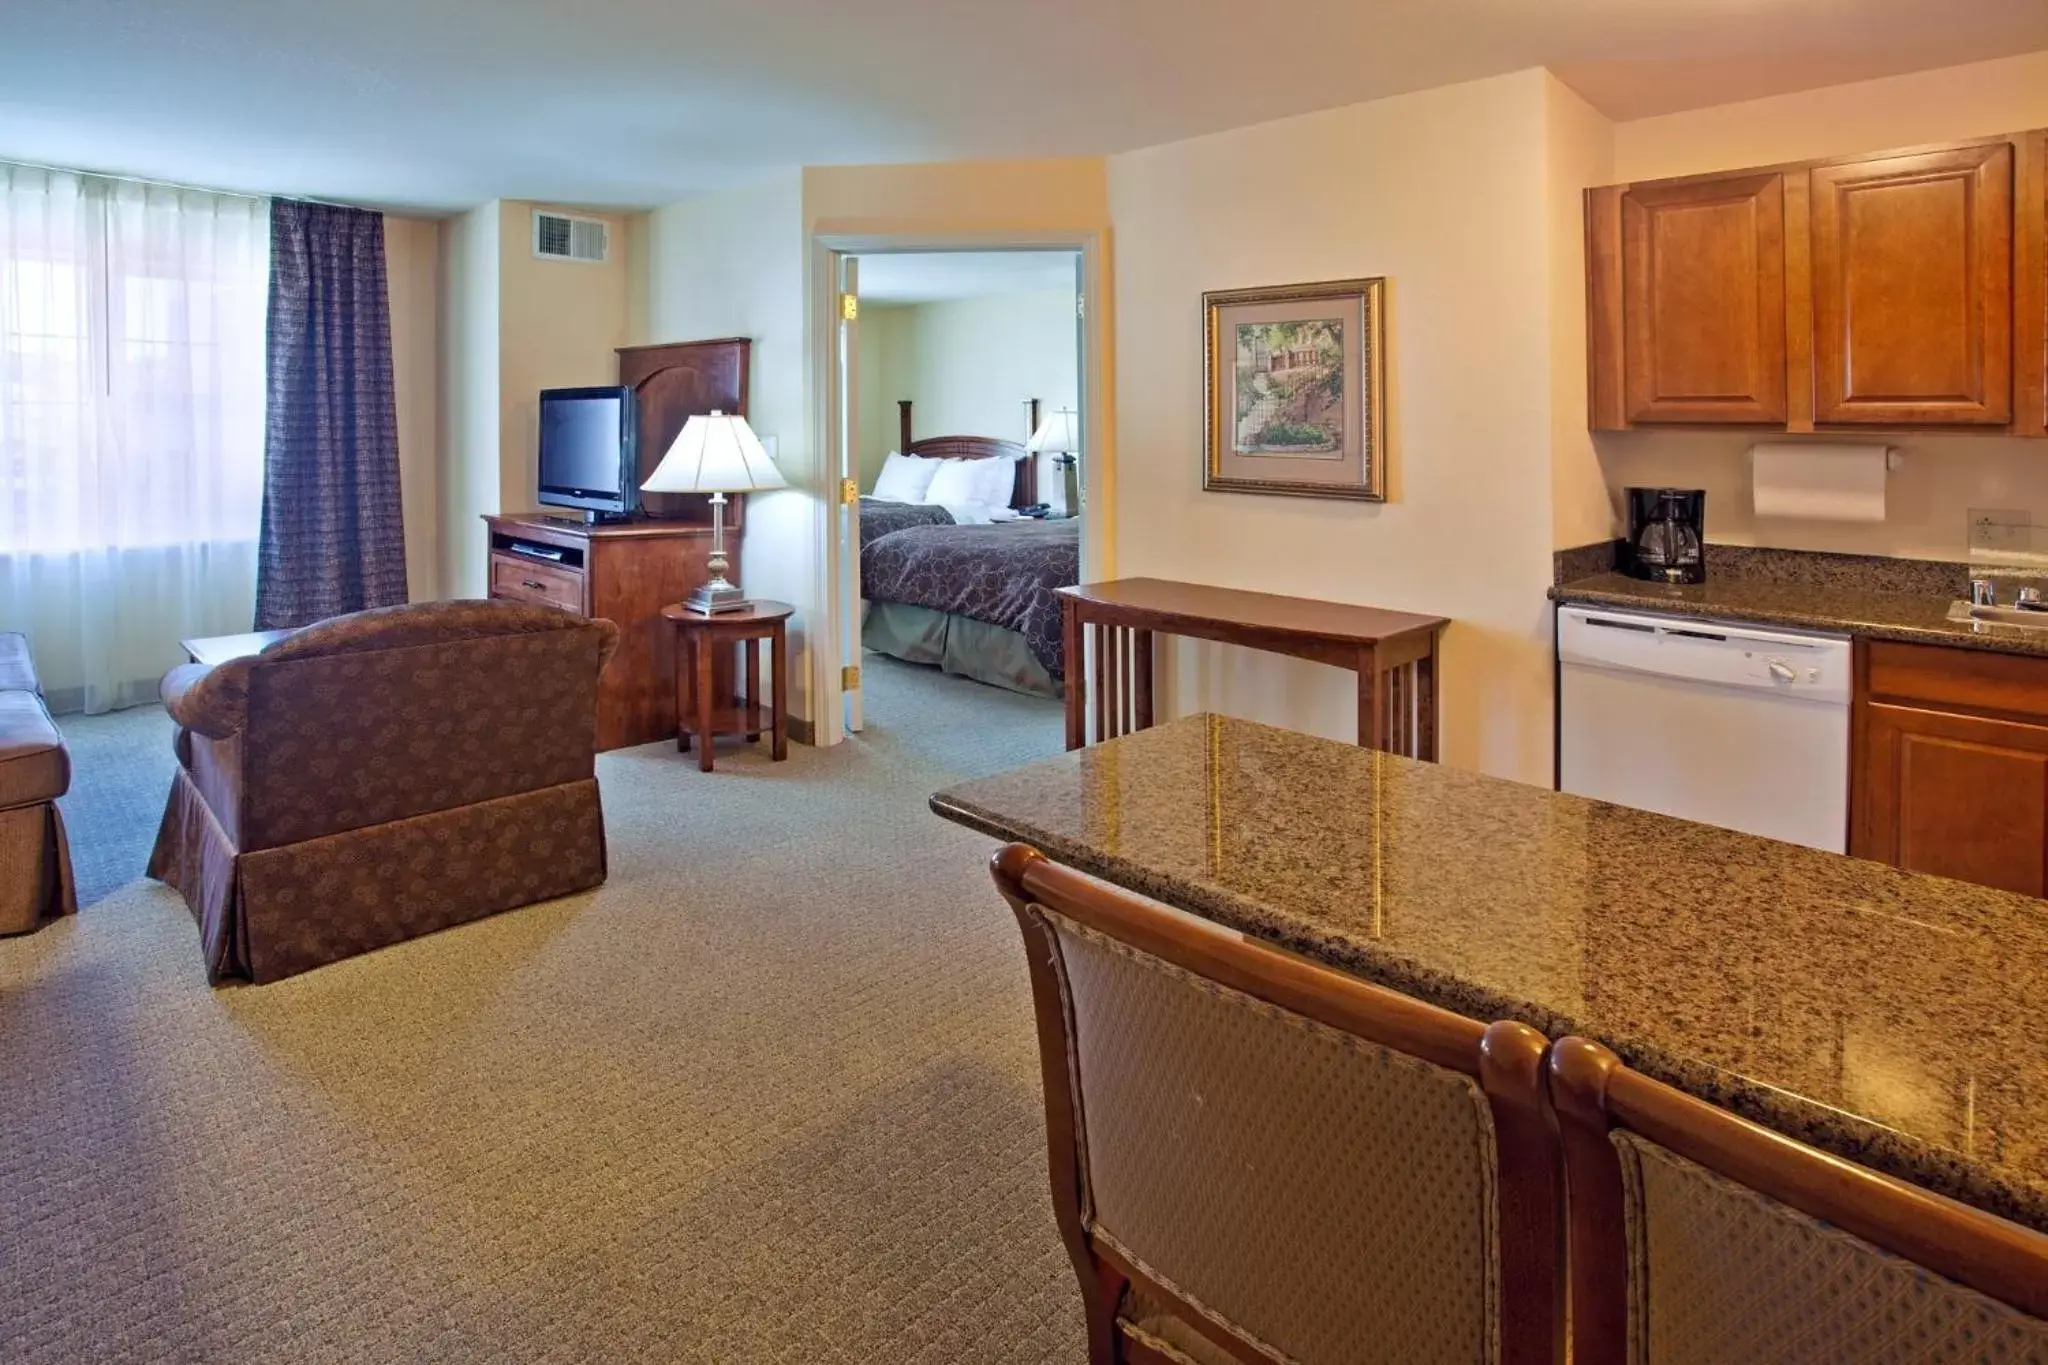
<box><xmin>2</xmin><ymin>655</ymin><xmax>1085</xmax><ymax>1364</ymax></box>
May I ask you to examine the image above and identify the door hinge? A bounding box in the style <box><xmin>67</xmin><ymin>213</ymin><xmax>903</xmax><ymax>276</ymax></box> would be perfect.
<box><xmin>1076</xmin><ymin>295</ymin><xmax>1085</xmax><ymax>319</ymax></box>
<box><xmin>839</xmin><ymin>477</ymin><xmax>859</xmax><ymax>505</ymax></box>
<box><xmin>841</xmin><ymin>664</ymin><xmax>861</xmax><ymax>690</ymax></box>
<box><xmin>840</xmin><ymin>292</ymin><xmax>859</xmax><ymax>321</ymax></box>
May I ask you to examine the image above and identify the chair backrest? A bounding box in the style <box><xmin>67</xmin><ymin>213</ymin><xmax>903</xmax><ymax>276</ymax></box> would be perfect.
<box><xmin>991</xmin><ymin>843</ymin><xmax>1560</xmax><ymax>1365</ymax></box>
<box><xmin>237</xmin><ymin>600</ymin><xmax>616</xmax><ymax>849</ymax></box>
<box><xmin>1548</xmin><ymin>1036</ymin><xmax>2048</xmax><ymax>1365</ymax></box>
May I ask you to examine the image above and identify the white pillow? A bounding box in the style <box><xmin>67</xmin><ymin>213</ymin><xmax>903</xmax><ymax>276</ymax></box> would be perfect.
<box><xmin>923</xmin><ymin>456</ymin><xmax>997</xmax><ymax>507</ymax></box>
<box><xmin>975</xmin><ymin>453</ymin><xmax>1021</xmax><ymax>507</ymax></box>
<box><xmin>871</xmin><ymin>451</ymin><xmax>940</xmax><ymax>503</ymax></box>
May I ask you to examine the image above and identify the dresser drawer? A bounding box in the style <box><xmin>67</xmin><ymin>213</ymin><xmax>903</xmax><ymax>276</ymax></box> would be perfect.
<box><xmin>489</xmin><ymin>554</ymin><xmax>584</xmax><ymax>613</ymax></box>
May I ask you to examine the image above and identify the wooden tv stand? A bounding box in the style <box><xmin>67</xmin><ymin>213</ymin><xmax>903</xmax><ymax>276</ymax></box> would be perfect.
<box><xmin>484</xmin><ymin>513</ymin><xmax>738</xmax><ymax>750</ymax></box>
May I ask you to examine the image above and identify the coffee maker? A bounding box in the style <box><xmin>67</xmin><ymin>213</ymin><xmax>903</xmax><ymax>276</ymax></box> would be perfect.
<box><xmin>1623</xmin><ymin>488</ymin><xmax>1706</xmax><ymax>584</ymax></box>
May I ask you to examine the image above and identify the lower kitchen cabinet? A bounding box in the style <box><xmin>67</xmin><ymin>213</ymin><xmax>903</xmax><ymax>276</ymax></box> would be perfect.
<box><xmin>1853</xmin><ymin>641</ymin><xmax>2048</xmax><ymax>897</ymax></box>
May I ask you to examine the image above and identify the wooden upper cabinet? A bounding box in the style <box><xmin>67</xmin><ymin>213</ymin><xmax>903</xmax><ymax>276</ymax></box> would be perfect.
<box><xmin>1620</xmin><ymin>173</ymin><xmax>1788</xmax><ymax>424</ymax></box>
<box><xmin>1588</xmin><ymin>131</ymin><xmax>2046</xmax><ymax>435</ymax></box>
<box><xmin>1810</xmin><ymin>142</ymin><xmax>2013</xmax><ymax>425</ymax></box>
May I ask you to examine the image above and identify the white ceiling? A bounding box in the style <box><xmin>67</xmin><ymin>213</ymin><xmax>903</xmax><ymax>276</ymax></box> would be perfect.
<box><xmin>4</xmin><ymin>0</ymin><xmax>2046</xmax><ymax>213</ymax></box>
<box><xmin>856</xmin><ymin>252</ymin><xmax>1079</xmax><ymax>305</ymax></box>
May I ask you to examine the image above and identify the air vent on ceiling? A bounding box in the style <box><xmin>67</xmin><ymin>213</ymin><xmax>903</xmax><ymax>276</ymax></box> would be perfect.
<box><xmin>532</xmin><ymin>210</ymin><xmax>608</xmax><ymax>264</ymax></box>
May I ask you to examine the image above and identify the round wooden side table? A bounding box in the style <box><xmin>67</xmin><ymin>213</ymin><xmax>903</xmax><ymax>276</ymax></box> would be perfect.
<box><xmin>661</xmin><ymin>600</ymin><xmax>793</xmax><ymax>772</ymax></box>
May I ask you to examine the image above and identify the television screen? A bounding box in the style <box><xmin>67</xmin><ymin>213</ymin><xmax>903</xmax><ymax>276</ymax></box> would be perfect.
<box><xmin>538</xmin><ymin>387</ymin><xmax>637</xmax><ymax>514</ymax></box>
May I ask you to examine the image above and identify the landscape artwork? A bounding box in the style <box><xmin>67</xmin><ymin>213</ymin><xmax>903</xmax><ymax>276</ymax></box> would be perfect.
<box><xmin>1204</xmin><ymin>277</ymin><xmax>1385</xmax><ymax>501</ymax></box>
<box><xmin>1234</xmin><ymin>319</ymin><xmax>1344</xmax><ymax>457</ymax></box>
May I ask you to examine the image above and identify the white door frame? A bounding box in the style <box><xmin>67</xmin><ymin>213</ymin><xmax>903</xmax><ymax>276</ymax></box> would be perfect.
<box><xmin>806</xmin><ymin>227</ymin><xmax>1113</xmax><ymax>747</ymax></box>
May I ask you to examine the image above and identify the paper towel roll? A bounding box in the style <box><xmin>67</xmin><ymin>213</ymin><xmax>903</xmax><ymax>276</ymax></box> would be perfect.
<box><xmin>1751</xmin><ymin>442</ymin><xmax>1891</xmax><ymax>522</ymax></box>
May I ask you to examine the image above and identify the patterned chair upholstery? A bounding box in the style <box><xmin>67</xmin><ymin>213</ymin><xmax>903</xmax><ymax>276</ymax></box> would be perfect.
<box><xmin>1549</xmin><ymin>1037</ymin><xmax>2048</xmax><ymax>1365</ymax></box>
<box><xmin>148</xmin><ymin>600</ymin><xmax>618</xmax><ymax>983</ymax></box>
<box><xmin>990</xmin><ymin>844</ymin><xmax>1561</xmax><ymax>1365</ymax></box>
<box><xmin>0</xmin><ymin>632</ymin><xmax>76</xmax><ymax>935</ymax></box>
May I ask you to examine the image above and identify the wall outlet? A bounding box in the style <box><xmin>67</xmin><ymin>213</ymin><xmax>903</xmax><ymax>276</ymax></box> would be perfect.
<box><xmin>1968</xmin><ymin>508</ymin><xmax>2032</xmax><ymax>557</ymax></box>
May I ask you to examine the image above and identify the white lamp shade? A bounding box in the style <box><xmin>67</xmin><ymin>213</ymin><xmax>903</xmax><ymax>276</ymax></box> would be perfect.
<box><xmin>1027</xmin><ymin>408</ymin><xmax>1080</xmax><ymax>454</ymax></box>
<box><xmin>641</xmin><ymin>410</ymin><xmax>788</xmax><ymax>494</ymax></box>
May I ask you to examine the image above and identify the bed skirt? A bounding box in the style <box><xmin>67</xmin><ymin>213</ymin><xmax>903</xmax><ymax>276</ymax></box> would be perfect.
<box><xmin>862</xmin><ymin>602</ymin><xmax>1060</xmax><ymax>699</ymax></box>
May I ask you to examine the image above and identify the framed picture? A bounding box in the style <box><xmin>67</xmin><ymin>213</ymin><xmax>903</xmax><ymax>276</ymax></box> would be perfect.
<box><xmin>1203</xmin><ymin>277</ymin><xmax>1386</xmax><ymax>501</ymax></box>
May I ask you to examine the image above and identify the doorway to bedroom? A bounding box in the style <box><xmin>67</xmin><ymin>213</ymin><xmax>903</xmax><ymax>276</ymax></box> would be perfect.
<box><xmin>833</xmin><ymin>248</ymin><xmax>1085</xmax><ymax>752</ymax></box>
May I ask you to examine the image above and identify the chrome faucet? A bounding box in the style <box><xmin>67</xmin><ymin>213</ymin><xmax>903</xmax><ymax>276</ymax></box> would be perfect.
<box><xmin>1971</xmin><ymin>578</ymin><xmax>1997</xmax><ymax>607</ymax></box>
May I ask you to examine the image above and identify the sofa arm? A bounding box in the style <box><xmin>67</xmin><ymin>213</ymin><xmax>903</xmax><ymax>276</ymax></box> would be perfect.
<box><xmin>161</xmin><ymin>660</ymin><xmax>253</xmax><ymax>739</ymax></box>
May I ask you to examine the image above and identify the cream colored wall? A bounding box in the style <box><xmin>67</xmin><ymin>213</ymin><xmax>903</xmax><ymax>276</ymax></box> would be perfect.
<box><xmin>436</xmin><ymin>201</ymin><xmax>500</xmax><ymax>599</ymax></box>
<box><xmin>854</xmin><ymin>304</ymin><xmax>907</xmax><ymax>489</ymax></box>
<box><xmin>1597</xmin><ymin>50</ymin><xmax>2048</xmax><ymax>560</ymax></box>
<box><xmin>383</xmin><ymin>214</ymin><xmax>441</xmax><ymax>600</ymax></box>
<box><xmin>1546</xmin><ymin>77</ymin><xmax>1617</xmax><ymax>550</ymax></box>
<box><xmin>859</xmin><ymin>288</ymin><xmax>1080</xmax><ymax>491</ymax></box>
<box><xmin>496</xmin><ymin>201</ymin><xmax>634</xmax><ymax>523</ymax></box>
<box><xmin>1108</xmin><ymin>69</ymin><xmax>1562</xmax><ymax>784</ymax></box>
<box><xmin>645</xmin><ymin>172</ymin><xmax>816</xmax><ymax>718</ymax></box>
<box><xmin>804</xmin><ymin>158</ymin><xmax>1109</xmax><ymax>235</ymax></box>
<box><xmin>1611</xmin><ymin>50</ymin><xmax>2048</xmax><ymax>182</ymax></box>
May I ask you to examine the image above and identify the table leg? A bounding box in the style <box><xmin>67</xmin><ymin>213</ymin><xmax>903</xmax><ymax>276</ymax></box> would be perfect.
<box><xmin>1357</xmin><ymin>645</ymin><xmax>1383</xmax><ymax>751</ymax></box>
<box><xmin>1134</xmin><ymin>628</ymin><xmax>1154</xmax><ymax>731</ymax></box>
<box><xmin>1063</xmin><ymin>601</ymin><xmax>1085</xmax><ymax>750</ymax></box>
<box><xmin>745</xmin><ymin>637</ymin><xmax>761</xmax><ymax>742</ymax></box>
<box><xmin>1093</xmin><ymin>623</ymin><xmax>1110</xmax><ymax>744</ymax></box>
<box><xmin>676</xmin><ymin>628</ymin><xmax>692</xmax><ymax>753</ymax></box>
<box><xmin>1420</xmin><ymin>638</ymin><xmax>1440</xmax><ymax>762</ymax></box>
<box><xmin>771</xmin><ymin>623</ymin><xmax>788</xmax><ymax>761</ymax></box>
<box><xmin>696</xmin><ymin>626</ymin><xmax>716</xmax><ymax>773</ymax></box>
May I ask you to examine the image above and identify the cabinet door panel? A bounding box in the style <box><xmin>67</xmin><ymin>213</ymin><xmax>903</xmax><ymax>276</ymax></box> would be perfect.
<box><xmin>1859</xmin><ymin>702</ymin><xmax>2048</xmax><ymax>897</ymax></box>
<box><xmin>1621</xmin><ymin>173</ymin><xmax>1787</xmax><ymax>423</ymax></box>
<box><xmin>1812</xmin><ymin>143</ymin><xmax>2013</xmax><ymax>425</ymax></box>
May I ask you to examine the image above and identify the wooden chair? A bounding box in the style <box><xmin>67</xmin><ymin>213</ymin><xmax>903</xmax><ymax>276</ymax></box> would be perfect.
<box><xmin>991</xmin><ymin>844</ymin><xmax>1561</xmax><ymax>1365</ymax></box>
<box><xmin>1549</xmin><ymin>1036</ymin><xmax>2048</xmax><ymax>1365</ymax></box>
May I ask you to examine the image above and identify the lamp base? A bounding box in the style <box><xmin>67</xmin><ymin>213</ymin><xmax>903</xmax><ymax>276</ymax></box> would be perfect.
<box><xmin>684</xmin><ymin>578</ymin><xmax>749</xmax><ymax>613</ymax></box>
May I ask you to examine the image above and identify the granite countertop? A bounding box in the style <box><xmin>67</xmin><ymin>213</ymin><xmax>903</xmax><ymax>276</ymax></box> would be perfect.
<box><xmin>1552</xmin><ymin>571</ymin><xmax>2048</xmax><ymax>657</ymax></box>
<box><xmin>932</xmin><ymin>715</ymin><xmax>2048</xmax><ymax>1234</ymax></box>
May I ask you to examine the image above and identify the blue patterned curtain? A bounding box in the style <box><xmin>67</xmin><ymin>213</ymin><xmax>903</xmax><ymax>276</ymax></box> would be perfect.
<box><xmin>254</xmin><ymin>200</ymin><xmax>407</xmax><ymax>628</ymax></box>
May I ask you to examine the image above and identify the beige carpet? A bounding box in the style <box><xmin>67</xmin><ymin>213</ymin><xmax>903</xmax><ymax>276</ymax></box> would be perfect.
<box><xmin>1</xmin><ymin>656</ymin><xmax>1085</xmax><ymax>1364</ymax></box>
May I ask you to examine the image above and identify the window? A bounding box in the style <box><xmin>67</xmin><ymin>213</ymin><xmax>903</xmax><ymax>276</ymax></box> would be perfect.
<box><xmin>0</xmin><ymin>167</ymin><xmax>268</xmax><ymax>554</ymax></box>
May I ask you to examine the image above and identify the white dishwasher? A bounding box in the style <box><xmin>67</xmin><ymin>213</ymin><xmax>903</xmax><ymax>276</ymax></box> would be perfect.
<box><xmin>1558</xmin><ymin>606</ymin><xmax>1852</xmax><ymax>852</ymax></box>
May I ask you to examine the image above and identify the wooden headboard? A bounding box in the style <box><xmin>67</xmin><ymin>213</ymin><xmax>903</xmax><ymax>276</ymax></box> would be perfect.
<box><xmin>617</xmin><ymin>337</ymin><xmax>750</xmax><ymax>527</ymax></box>
<box><xmin>897</xmin><ymin>398</ymin><xmax>1040</xmax><ymax>508</ymax></box>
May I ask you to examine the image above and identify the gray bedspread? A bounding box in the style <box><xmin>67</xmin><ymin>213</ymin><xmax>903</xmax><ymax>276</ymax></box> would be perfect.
<box><xmin>858</xmin><ymin>497</ymin><xmax>955</xmax><ymax>550</ymax></box>
<box><xmin>860</xmin><ymin>518</ymin><xmax>1079</xmax><ymax>680</ymax></box>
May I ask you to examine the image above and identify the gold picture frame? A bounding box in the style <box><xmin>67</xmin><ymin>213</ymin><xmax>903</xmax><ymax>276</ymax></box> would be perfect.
<box><xmin>1203</xmin><ymin>277</ymin><xmax>1386</xmax><ymax>501</ymax></box>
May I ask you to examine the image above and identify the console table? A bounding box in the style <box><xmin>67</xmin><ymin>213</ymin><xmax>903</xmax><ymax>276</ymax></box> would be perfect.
<box><xmin>1058</xmin><ymin>578</ymin><xmax>1448</xmax><ymax>758</ymax></box>
<box><xmin>484</xmin><ymin>513</ymin><xmax>734</xmax><ymax>750</ymax></box>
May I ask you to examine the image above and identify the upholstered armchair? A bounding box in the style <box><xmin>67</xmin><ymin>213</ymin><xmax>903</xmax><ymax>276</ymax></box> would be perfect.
<box><xmin>148</xmin><ymin>600</ymin><xmax>619</xmax><ymax>984</ymax></box>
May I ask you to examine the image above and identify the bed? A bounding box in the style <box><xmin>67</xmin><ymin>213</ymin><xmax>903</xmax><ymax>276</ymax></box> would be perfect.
<box><xmin>858</xmin><ymin>400</ymin><xmax>1079</xmax><ymax>698</ymax></box>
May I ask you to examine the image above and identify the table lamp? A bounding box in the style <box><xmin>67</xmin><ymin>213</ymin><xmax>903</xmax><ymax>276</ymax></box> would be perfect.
<box><xmin>642</xmin><ymin>410</ymin><xmax>787</xmax><ymax>612</ymax></box>
<box><xmin>1027</xmin><ymin>407</ymin><xmax>1081</xmax><ymax>516</ymax></box>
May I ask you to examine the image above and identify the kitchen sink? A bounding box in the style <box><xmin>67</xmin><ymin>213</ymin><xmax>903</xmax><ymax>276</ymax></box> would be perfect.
<box><xmin>1947</xmin><ymin>600</ymin><xmax>2048</xmax><ymax>631</ymax></box>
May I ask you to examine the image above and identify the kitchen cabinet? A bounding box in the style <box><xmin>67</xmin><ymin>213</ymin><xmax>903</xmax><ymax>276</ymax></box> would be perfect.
<box><xmin>1606</xmin><ymin>172</ymin><xmax>1787</xmax><ymax>425</ymax></box>
<box><xmin>1811</xmin><ymin>142</ymin><xmax>2012</xmax><ymax>426</ymax></box>
<box><xmin>1587</xmin><ymin>131</ymin><xmax>2048</xmax><ymax>437</ymax></box>
<box><xmin>1853</xmin><ymin>640</ymin><xmax>2048</xmax><ymax>898</ymax></box>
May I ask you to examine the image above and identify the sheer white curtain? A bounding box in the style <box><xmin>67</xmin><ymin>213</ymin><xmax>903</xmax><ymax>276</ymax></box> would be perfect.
<box><xmin>0</xmin><ymin>166</ymin><xmax>269</xmax><ymax>713</ymax></box>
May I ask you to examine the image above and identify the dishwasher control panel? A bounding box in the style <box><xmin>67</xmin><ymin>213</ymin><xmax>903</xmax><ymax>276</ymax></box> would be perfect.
<box><xmin>1558</xmin><ymin>608</ymin><xmax>1851</xmax><ymax>705</ymax></box>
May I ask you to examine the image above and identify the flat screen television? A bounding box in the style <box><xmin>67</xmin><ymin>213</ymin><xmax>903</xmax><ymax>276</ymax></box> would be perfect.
<box><xmin>538</xmin><ymin>386</ymin><xmax>639</xmax><ymax>520</ymax></box>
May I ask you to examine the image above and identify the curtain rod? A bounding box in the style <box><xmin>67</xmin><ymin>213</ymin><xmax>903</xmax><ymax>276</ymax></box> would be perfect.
<box><xmin>0</xmin><ymin>156</ymin><xmax>367</xmax><ymax>211</ymax></box>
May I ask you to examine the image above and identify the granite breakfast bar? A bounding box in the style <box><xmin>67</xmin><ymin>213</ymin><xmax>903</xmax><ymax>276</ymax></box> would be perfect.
<box><xmin>931</xmin><ymin>713</ymin><xmax>2048</xmax><ymax>1235</ymax></box>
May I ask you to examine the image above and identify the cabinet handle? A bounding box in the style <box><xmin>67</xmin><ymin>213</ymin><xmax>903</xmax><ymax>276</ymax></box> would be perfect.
<box><xmin>522</xmin><ymin>579</ymin><xmax>545</xmax><ymax>590</ymax></box>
